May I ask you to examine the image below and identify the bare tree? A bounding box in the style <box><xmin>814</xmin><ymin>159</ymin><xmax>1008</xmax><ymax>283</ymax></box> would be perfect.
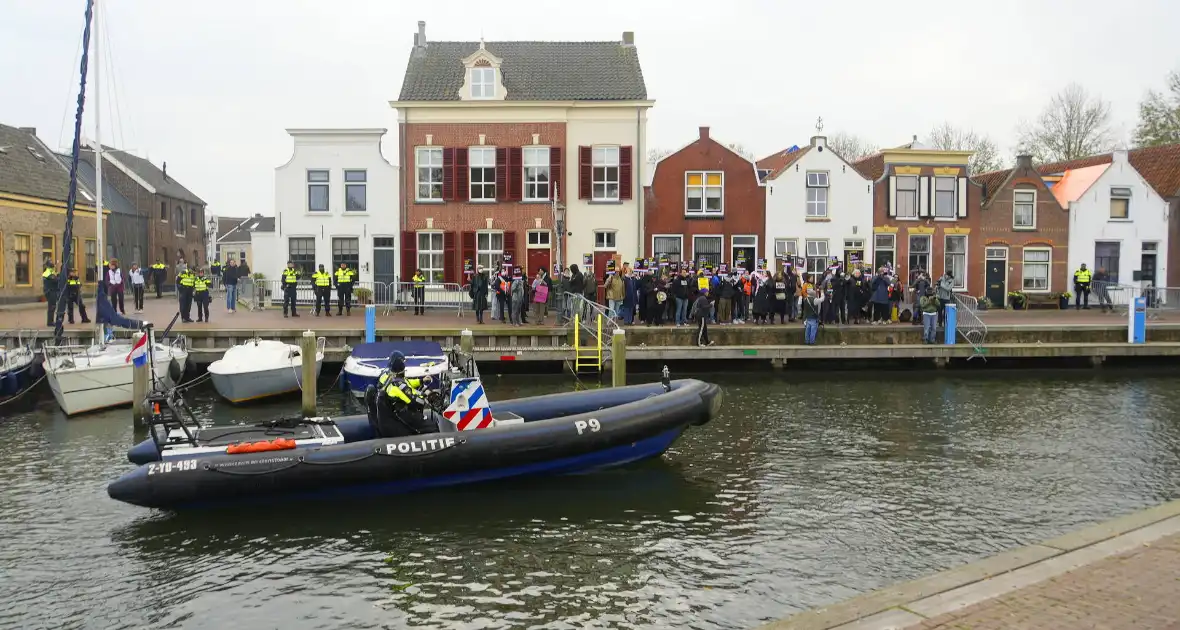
<box><xmin>825</xmin><ymin>132</ymin><xmax>878</xmax><ymax>161</ymax></box>
<box><xmin>726</xmin><ymin>142</ymin><xmax>755</xmax><ymax>161</ymax></box>
<box><xmin>1016</xmin><ymin>84</ymin><xmax>1116</xmax><ymax>163</ymax></box>
<box><xmin>927</xmin><ymin>122</ymin><xmax>1006</xmax><ymax>174</ymax></box>
<box><xmin>1134</xmin><ymin>68</ymin><xmax>1180</xmax><ymax>147</ymax></box>
<box><xmin>647</xmin><ymin>147</ymin><xmax>672</xmax><ymax>163</ymax></box>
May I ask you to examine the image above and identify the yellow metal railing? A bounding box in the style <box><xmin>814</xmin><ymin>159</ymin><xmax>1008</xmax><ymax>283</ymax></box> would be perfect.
<box><xmin>573</xmin><ymin>313</ymin><xmax>603</xmax><ymax>372</ymax></box>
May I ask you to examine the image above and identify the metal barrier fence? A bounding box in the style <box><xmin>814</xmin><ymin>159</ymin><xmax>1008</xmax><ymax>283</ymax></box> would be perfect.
<box><xmin>1088</xmin><ymin>281</ymin><xmax>1180</xmax><ymax>320</ymax></box>
<box><xmin>952</xmin><ymin>294</ymin><xmax>987</xmax><ymax>354</ymax></box>
<box><xmin>238</xmin><ymin>279</ymin><xmax>464</xmax><ymax>315</ymax></box>
<box><xmin>387</xmin><ymin>282</ymin><xmax>466</xmax><ymax>316</ymax></box>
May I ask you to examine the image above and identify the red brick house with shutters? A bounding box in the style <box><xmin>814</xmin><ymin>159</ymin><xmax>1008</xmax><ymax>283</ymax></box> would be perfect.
<box><xmin>392</xmin><ymin>21</ymin><xmax>652</xmax><ymax>287</ymax></box>
<box><xmin>644</xmin><ymin>126</ymin><xmax>764</xmax><ymax>270</ymax></box>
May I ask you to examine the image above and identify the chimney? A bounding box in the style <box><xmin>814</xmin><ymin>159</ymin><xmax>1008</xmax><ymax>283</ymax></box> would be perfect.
<box><xmin>699</xmin><ymin>126</ymin><xmax>709</xmax><ymax>141</ymax></box>
<box><xmin>19</xmin><ymin>127</ymin><xmax>36</xmax><ymax>136</ymax></box>
<box><xmin>912</xmin><ymin>134</ymin><xmax>918</xmax><ymax>143</ymax></box>
<box><xmin>1015</xmin><ymin>154</ymin><xmax>1033</xmax><ymax>169</ymax></box>
<box><xmin>162</xmin><ymin>161</ymin><xmax>169</xmax><ymax>181</ymax></box>
<box><xmin>622</xmin><ymin>31</ymin><xmax>635</xmax><ymax>46</ymax></box>
<box><xmin>1113</xmin><ymin>149</ymin><xmax>1129</xmax><ymax>163</ymax></box>
<box><xmin>417</xmin><ymin>21</ymin><xmax>426</xmax><ymax>47</ymax></box>
<box><xmin>811</xmin><ymin>136</ymin><xmax>826</xmax><ymax>149</ymax></box>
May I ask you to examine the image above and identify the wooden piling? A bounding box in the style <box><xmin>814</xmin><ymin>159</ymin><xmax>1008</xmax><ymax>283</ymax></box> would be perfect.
<box><xmin>611</xmin><ymin>328</ymin><xmax>627</xmax><ymax>387</ymax></box>
<box><xmin>460</xmin><ymin>328</ymin><xmax>474</xmax><ymax>356</ymax></box>
<box><xmin>300</xmin><ymin>330</ymin><xmax>317</xmax><ymax>417</ymax></box>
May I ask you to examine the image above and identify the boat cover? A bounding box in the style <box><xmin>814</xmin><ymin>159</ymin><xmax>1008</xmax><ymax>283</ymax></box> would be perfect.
<box><xmin>350</xmin><ymin>341</ymin><xmax>445</xmax><ymax>368</ymax></box>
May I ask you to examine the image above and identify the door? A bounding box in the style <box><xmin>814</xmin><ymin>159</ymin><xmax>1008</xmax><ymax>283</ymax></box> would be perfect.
<box><xmin>1141</xmin><ymin>253</ymin><xmax>1157</xmax><ymax>287</ymax></box>
<box><xmin>593</xmin><ymin>250</ymin><xmax>614</xmax><ymax>303</ymax></box>
<box><xmin>733</xmin><ymin>248</ymin><xmax>755</xmax><ymax>272</ymax></box>
<box><xmin>527</xmin><ymin>248</ymin><xmax>551</xmax><ymax>278</ymax></box>
<box><xmin>985</xmin><ymin>247</ymin><xmax>1006</xmax><ymax>308</ymax></box>
<box><xmin>373</xmin><ymin>237</ymin><xmax>396</xmax><ymax>286</ymax></box>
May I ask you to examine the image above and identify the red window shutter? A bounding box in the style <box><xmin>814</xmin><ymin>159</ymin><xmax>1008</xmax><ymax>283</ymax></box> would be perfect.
<box><xmin>619</xmin><ymin>146</ymin><xmax>633</xmax><ymax>200</ymax></box>
<box><xmin>549</xmin><ymin>147</ymin><xmax>562</xmax><ymax>201</ymax></box>
<box><xmin>578</xmin><ymin>146</ymin><xmax>592</xmax><ymax>200</ymax></box>
<box><xmin>503</xmin><ymin>231</ymin><xmax>517</xmax><ymax>266</ymax></box>
<box><xmin>495</xmin><ymin>148</ymin><xmax>509</xmax><ymax>201</ymax></box>
<box><xmin>442</xmin><ymin>148</ymin><xmax>455</xmax><ymax>201</ymax></box>
<box><xmin>443</xmin><ymin>231</ymin><xmax>458</xmax><ymax>284</ymax></box>
<box><xmin>400</xmin><ymin>231</ymin><xmax>417</xmax><ymax>283</ymax></box>
<box><xmin>454</xmin><ymin>148</ymin><xmax>469</xmax><ymax>202</ymax></box>
<box><xmin>509</xmin><ymin>147</ymin><xmax>523</xmax><ymax>201</ymax></box>
<box><xmin>461</xmin><ymin>231</ymin><xmax>476</xmax><ymax>277</ymax></box>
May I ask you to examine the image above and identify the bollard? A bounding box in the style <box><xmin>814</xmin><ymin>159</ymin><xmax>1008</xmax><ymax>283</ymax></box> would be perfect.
<box><xmin>1128</xmin><ymin>296</ymin><xmax>1146</xmax><ymax>344</ymax></box>
<box><xmin>943</xmin><ymin>303</ymin><xmax>957</xmax><ymax>345</ymax></box>
<box><xmin>300</xmin><ymin>330</ymin><xmax>317</xmax><ymax>417</ymax></box>
<box><xmin>611</xmin><ymin>328</ymin><xmax>627</xmax><ymax>387</ymax></box>
<box><xmin>131</xmin><ymin>331</ymin><xmax>149</xmax><ymax>428</ymax></box>
<box><xmin>460</xmin><ymin>328</ymin><xmax>474</xmax><ymax>356</ymax></box>
<box><xmin>365</xmin><ymin>304</ymin><xmax>376</xmax><ymax>343</ymax></box>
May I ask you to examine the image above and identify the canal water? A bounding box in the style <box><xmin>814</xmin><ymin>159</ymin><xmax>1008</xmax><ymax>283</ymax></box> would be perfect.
<box><xmin>2</xmin><ymin>370</ymin><xmax>1179</xmax><ymax>629</ymax></box>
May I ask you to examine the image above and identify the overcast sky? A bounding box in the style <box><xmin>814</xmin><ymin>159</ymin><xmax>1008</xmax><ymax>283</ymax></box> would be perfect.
<box><xmin>1</xmin><ymin>0</ymin><xmax>1176</xmax><ymax>218</ymax></box>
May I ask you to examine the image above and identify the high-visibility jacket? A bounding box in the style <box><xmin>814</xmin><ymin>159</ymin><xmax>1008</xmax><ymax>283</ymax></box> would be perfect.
<box><xmin>151</xmin><ymin>263</ymin><xmax>166</xmax><ymax>272</ymax></box>
<box><xmin>1074</xmin><ymin>269</ymin><xmax>1092</xmax><ymax>283</ymax></box>
<box><xmin>335</xmin><ymin>268</ymin><xmax>353</xmax><ymax>284</ymax></box>
<box><xmin>193</xmin><ymin>277</ymin><xmax>210</xmax><ymax>292</ymax></box>
<box><xmin>378</xmin><ymin>371</ymin><xmax>423</xmax><ymax>405</ymax></box>
<box><xmin>177</xmin><ymin>271</ymin><xmax>195</xmax><ymax>288</ymax></box>
<box><xmin>282</xmin><ymin>268</ymin><xmax>300</xmax><ymax>285</ymax></box>
<box><xmin>412</xmin><ymin>273</ymin><xmax>425</xmax><ymax>288</ymax></box>
<box><xmin>312</xmin><ymin>271</ymin><xmax>331</xmax><ymax>287</ymax></box>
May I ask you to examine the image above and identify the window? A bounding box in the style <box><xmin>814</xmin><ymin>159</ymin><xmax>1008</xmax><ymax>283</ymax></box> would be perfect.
<box><xmin>107</xmin><ymin>244</ymin><xmax>115</xmax><ymax>262</ymax></box>
<box><xmin>161</xmin><ymin>247</ymin><xmax>168</xmax><ymax>267</ymax></box>
<box><xmin>806</xmin><ymin>171</ymin><xmax>829</xmax><ymax>218</ymax></box>
<box><xmin>332</xmin><ymin>237</ymin><xmax>359</xmax><ymax>270</ymax></box>
<box><xmin>523</xmin><ymin>147</ymin><xmax>550</xmax><ymax>201</ymax></box>
<box><xmin>193</xmin><ymin>249</ymin><xmax>201</xmax><ymax>267</ymax></box>
<box><xmin>594</xmin><ymin>230</ymin><xmax>617</xmax><ymax>250</ymax></box>
<box><xmin>288</xmin><ymin>237</ymin><xmax>316</xmax><ymax>275</ymax></box>
<box><xmin>469</xmin><ymin>147</ymin><xmax>496</xmax><ymax>201</ymax></box>
<box><xmin>41</xmin><ymin>235</ymin><xmax>55</xmax><ymax>267</ymax></box>
<box><xmin>592</xmin><ymin>146</ymin><xmax>620</xmax><ymax>201</ymax></box>
<box><xmin>693</xmin><ymin>235</ymin><xmax>723</xmax><ymax>269</ymax></box>
<box><xmin>476</xmin><ymin>231</ymin><xmax>504</xmax><ymax>271</ymax></box>
<box><xmin>1095</xmin><ymin>241</ymin><xmax>1121</xmax><ymax>278</ymax></box>
<box><xmin>307</xmin><ymin>169</ymin><xmax>329</xmax><ymax>212</ymax></box>
<box><xmin>686</xmin><ymin>171</ymin><xmax>723</xmax><ymax>215</ymax></box>
<box><xmin>804</xmin><ymin>239</ymin><xmax>829</xmax><ymax>280</ymax></box>
<box><xmin>986</xmin><ymin>247</ymin><xmax>1007</xmax><ymax>259</ymax></box>
<box><xmin>1110</xmin><ymin>187</ymin><xmax>1131</xmax><ymax>219</ymax></box>
<box><xmin>189</xmin><ymin>207</ymin><xmax>197</xmax><ymax>227</ymax></box>
<box><xmin>470</xmin><ymin>67</ymin><xmax>495</xmax><ymax>99</ymax></box>
<box><xmin>344</xmin><ymin>170</ymin><xmax>367</xmax><ymax>212</ymax></box>
<box><xmin>418</xmin><ymin>232</ymin><xmax>444</xmax><ymax>283</ymax></box>
<box><xmin>896</xmin><ymin>176</ymin><xmax>918</xmax><ymax>218</ymax></box>
<box><xmin>159</xmin><ymin>201</ymin><xmax>167</xmax><ymax>221</ymax></box>
<box><xmin>416</xmin><ymin>148</ymin><xmax>444</xmax><ymax>201</ymax></box>
<box><xmin>527</xmin><ymin>231</ymin><xmax>551</xmax><ymax>247</ymax></box>
<box><xmin>908</xmin><ymin>234</ymin><xmax>931</xmax><ymax>276</ymax></box>
<box><xmin>14</xmin><ymin>234</ymin><xmax>30</xmax><ymax>285</ymax></box>
<box><xmin>944</xmin><ymin>235</ymin><xmax>967</xmax><ymax>289</ymax></box>
<box><xmin>653</xmin><ymin>235</ymin><xmax>683</xmax><ymax>262</ymax></box>
<box><xmin>173</xmin><ymin>206</ymin><xmax>186</xmax><ymax>236</ymax></box>
<box><xmin>84</xmin><ymin>239</ymin><xmax>96</xmax><ymax>282</ymax></box>
<box><xmin>775</xmin><ymin>238</ymin><xmax>798</xmax><ymax>258</ymax></box>
<box><xmin>1014</xmin><ymin>190</ymin><xmax>1036</xmax><ymax>228</ymax></box>
<box><xmin>874</xmin><ymin>234</ymin><xmax>895</xmax><ymax>269</ymax></box>
<box><xmin>1022</xmin><ymin>248</ymin><xmax>1050</xmax><ymax>291</ymax></box>
<box><xmin>934</xmin><ymin>177</ymin><xmax>957</xmax><ymax>218</ymax></box>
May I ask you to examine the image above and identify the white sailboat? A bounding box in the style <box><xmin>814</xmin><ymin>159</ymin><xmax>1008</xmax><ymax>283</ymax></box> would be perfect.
<box><xmin>43</xmin><ymin>0</ymin><xmax>189</xmax><ymax>416</ymax></box>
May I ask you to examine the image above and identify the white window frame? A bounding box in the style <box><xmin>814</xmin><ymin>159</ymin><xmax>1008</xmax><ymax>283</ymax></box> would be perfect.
<box><xmin>944</xmin><ymin>234</ymin><xmax>968</xmax><ymax>290</ymax></box>
<box><xmin>1013</xmin><ymin>190</ymin><xmax>1036</xmax><ymax>229</ymax></box>
<box><xmin>470</xmin><ymin>67</ymin><xmax>495</xmax><ymax>99</ymax></box>
<box><xmin>652</xmin><ymin>234</ymin><xmax>684</xmax><ymax>262</ymax></box>
<box><xmin>594</xmin><ymin>230</ymin><xmax>618</xmax><ymax>250</ymax></box>
<box><xmin>685</xmin><ymin>171</ymin><xmax>724</xmax><ymax>216</ymax></box>
<box><xmin>934</xmin><ymin>176</ymin><xmax>957</xmax><ymax>219</ymax></box>
<box><xmin>1110</xmin><ymin>187</ymin><xmax>1132</xmax><ymax>220</ymax></box>
<box><xmin>307</xmin><ymin>169</ymin><xmax>330</xmax><ymax>213</ymax></box>
<box><xmin>774</xmin><ymin>238</ymin><xmax>798</xmax><ymax>258</ymax></box>
<box><xmin>592</xmin><ymin>146</ymin><xmax>620</xmax><ymax>202</ymax></box>
<box><xmin>415</xmin><ymin>148</ymin><xmax>444</xmax><ymax>201</ymax></box>
<box><xmin>731</xmin><ymin>235</ymin><xmax>757</xmax><ymax>268</ymax></box>
<box><xmin>526</xmin><ymin>230</ymin><xmax>551</xmax><ymax>248</ymax></box>
<box><xmin>874</xmin><ymin>233</ymin><xmax>896</xmax><ymax>269</ymax></box>
<box><xmin>523</xmin><ymin>146</ymin><xmax>550</xmax><ymax>201</ymax></box>
<box><xmin>692</xmin><ymin>234</ymin><xmax>724</xmax><ymax>269</ymax></box>
<box><xmin>417</xmin><ymin>231</ymin><xmax>444</xmax><ymax>284</ymax></box>
<box><xmin>806</xmin><ymin>171</ymin><xmax>829</xmax><ymax>218</ymax></box>
<box><xmin>1021</xmin><ymin>246</ymin><xmax>1051</xmax><ymax>293</ymax></box>
<box><xmin>896</xmin><ymin>176</ymin><xmax>918</xmax><ymax>219</ymax></box>
<box><xmin>344</xmin><ymin>169</ymin><xmax>367</xmax><ymax>212</ymax></box>
<box><xmin>469</xmin><ymin>147</ymin><xmax>497</xmax><ymax>201</ymax></box>
<box><xmin>908</xmin><ymin>234</ymin><xmax>931</xmax><ymax>275</ymax></box>
<box><xmin>476</xmin><ymin>230</ymin><xmax>504</xmax><ymax>272</ymax></box>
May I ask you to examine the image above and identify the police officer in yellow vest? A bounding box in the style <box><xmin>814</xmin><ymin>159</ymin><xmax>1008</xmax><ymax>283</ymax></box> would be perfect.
<box><xmin>150</xmin><ymin>260</ymin><xmax>166</xmax><ymax>298</ymax></box>
<box><xmin>193</xmin><ymin>267</ymin><xmax>212</xmax><ymax>323</ymax></box>
<box><xmin>364</xmin><ymin>351</ymin><xmax>438</xmax><ymax>438</ymax></box>
<box><xmin>1073</xmin><ymin>264</ymin><xmax>1092</xmax><ymax>310</ymax></box>
<box><xmin>176</xmin><ymin>267</ymin><xmax>196</xmax><ymax>322</ymax></box>
<box><xmin>65</xmin><ymin>268</ymin><xmax>90</xmax><ymax>324</ymax></box>
<box><xmin>312</xmin><ymin>264</ymin><xmax>333</xmax><ymax>316</ymax></box>
<box><xmin>334</xmin><ymin>263</ymin><xmax>355</xmax><ymax>316</ymax></box>
<box><xmin>281</xmin><ymin>261</ymin><xmax>301</xmax><ymax>318</ymax></box>
<box><xmin>412</xmin><ymin>269</ymin><xmax>426</xmax><ymax>315</ymax></box>
<box><xmin>43</xmin><ymin>262</ymin><xmax>59</xmax><ymax>327</ymax></box>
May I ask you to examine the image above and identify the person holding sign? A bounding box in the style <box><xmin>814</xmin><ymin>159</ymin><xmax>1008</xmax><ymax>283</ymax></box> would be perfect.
<box><xmin>531</xmin><ymin>268</ymin><xmax>552</xmax><ymax>324</ymax></box>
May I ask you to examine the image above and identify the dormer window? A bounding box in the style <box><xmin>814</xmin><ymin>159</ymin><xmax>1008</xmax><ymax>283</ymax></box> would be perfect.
<box><xmin>471</xmin><ymin>67</ymin><xmax>495</xmax><ymax>99</ymax></box>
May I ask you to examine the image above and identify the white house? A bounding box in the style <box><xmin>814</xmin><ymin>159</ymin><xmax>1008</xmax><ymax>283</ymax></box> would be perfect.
<box><xmin>762</xmin><ymin>135</ymin><xmax>874</xmax><ymax>279</ymax></box>
<box><xmin>1054</xmin><ymin>150</ymin><xmax>1170</xmax><ymax>290</ymax></box>
<box><xmin>260</xmin><ymin>128</ymin><xmax>399</xmax><ymax>286</ymax></box>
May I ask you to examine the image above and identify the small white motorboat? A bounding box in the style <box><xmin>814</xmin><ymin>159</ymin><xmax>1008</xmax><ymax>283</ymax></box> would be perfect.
<box><xmin>44</xmin><ymin>337</ymin><xmax>189</xmax><ymax>416</ymax></box>
<box><xmin>0</xmin><ymin>331</ymin><xmax>43</xmax><ymax>400</ymax></box>
<box><xmin>207</xmin><ymin>337</ymin><xmax>324</xmax><ymax>404</ymax></box>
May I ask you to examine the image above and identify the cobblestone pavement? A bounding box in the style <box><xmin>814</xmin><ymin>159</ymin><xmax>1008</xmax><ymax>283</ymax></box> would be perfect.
<box><xmin>913</xmin><ymin>532</ymin><xmax>1180</xmax><ymax>629</ymax></box>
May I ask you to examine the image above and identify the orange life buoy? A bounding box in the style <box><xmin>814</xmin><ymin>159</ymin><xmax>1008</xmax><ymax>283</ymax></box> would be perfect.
<box><xmin>226</xmin><ymin>438</ymin><xmax>298</xmax><ymax>454</ymax></box>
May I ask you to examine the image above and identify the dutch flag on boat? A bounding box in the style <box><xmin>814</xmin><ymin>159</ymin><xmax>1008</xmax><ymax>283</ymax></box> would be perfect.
<box><xmin>126</xmin><ymin>333</ymin><xmax>148</xmax><ymax>367</ymax></box>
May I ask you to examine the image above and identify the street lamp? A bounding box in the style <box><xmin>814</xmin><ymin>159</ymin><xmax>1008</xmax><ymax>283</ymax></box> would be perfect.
<box><xmin>206</xmin><ymin>216</ymin><xmax>217</xmax><ymax>266</ymax></box>
<box><xmin>551</xmin><ymin>181</ymin><xmax>566</xmax><ymax>271</ymax></box>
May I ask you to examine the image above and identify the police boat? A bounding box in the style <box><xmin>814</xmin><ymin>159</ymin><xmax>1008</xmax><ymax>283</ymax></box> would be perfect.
<box><xmin>342</xmin><ymin>341</ymin><xmax>449</xmax><ymax>397</ymax></box>
<box><xmin>110</xmin><ymin>367</ymin><xmax>722</xmax><ymax>510</ymax></box>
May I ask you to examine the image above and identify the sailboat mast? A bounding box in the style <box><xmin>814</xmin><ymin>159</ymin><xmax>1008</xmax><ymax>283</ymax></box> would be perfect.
<box><xmin>93</xmin><ymin>0</ymin><xmax>103</xmax><ymax>266</ymax></box>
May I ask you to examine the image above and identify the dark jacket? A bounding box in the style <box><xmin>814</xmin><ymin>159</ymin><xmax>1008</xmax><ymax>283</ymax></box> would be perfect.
<box><xmin>469</xmin><ymin>272</ymin><xmax>490</xmax><ymax>311</ymax></box>
<box><xmin>871</xmin><ymin>275</ymin><xmax>891</xmax><ymax>304</ymax></box>
<box><xmin>569</xmin><ymin>270</ymin><xmax>585</xmax><ymax>296</ymax></box>
<box><xmin>692</xmin><ymin>294</ymin><xmax>711</xmax><ymax>318</ymax></box>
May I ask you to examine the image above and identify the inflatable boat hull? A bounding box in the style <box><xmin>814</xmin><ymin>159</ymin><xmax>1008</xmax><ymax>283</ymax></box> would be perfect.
<box><xmin>112</xmin><ymin>379</ymin><xmax>721</xmax><ymax>509</ymax></box>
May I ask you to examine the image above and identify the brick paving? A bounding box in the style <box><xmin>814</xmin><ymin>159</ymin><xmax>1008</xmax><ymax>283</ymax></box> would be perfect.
<box><xmin>913</xmin><ymin>532</ymin><xmax>1180</xmax><ymax>629</ymax></box>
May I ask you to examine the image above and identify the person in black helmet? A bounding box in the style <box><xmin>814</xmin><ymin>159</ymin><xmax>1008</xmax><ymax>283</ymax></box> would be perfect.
<box><xmin>364</xmin><ymin>350</ymin><xmax>438</xmax><ymax>438</ymax></box>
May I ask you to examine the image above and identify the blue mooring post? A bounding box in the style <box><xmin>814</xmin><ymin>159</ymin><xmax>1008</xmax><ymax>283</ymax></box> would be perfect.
<box><xmin>365</xmin><ymin>304</ymin><xmax>376</xmax><ymax>343</ymax></box>
<box><xmin>1129</xmin><ymin>296</ymin><xmax>1146</xmax><ymax>344</ymax></box>
<box><xmin>943</xmin><ymin>303</ymin><xmax>957</xmax><ymax>345</ymax></box>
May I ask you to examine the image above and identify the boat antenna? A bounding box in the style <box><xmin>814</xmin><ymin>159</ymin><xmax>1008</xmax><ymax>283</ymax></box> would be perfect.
<box><xmin>52</xmin><ymin>0</ymin><xmax>97</xmax><ymax>346</ymax></box>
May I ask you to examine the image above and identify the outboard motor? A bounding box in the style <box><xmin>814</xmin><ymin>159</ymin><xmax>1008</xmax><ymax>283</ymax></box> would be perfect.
<box><xmin>661</xmin><ymin>365</ymin><xmax>672</xmax><ymax>393</ymax></box>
